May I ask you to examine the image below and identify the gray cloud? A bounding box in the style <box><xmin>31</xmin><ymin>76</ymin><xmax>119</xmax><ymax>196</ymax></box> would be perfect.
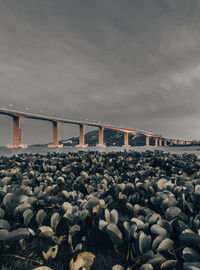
<box><xmin>0</xmin><ymin>0</ymin><xmax>200</xmax><ymax>145</ymax></box>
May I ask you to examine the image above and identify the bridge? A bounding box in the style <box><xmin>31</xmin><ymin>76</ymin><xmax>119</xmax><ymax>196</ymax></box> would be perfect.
<box><xmin>0</xmin><ymin>107</ymin><xmax>192</xmax><ymax>149</ymax></box>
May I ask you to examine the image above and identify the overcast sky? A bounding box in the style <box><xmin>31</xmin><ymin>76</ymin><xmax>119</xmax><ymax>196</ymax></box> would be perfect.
<box><xmin>0</xmin><ymin>0</ymin><xmax>200</xmax><ymax>145</ymax></box>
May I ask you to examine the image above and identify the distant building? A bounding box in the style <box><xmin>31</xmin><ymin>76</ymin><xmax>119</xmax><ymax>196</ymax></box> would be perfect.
<box><xmin>62</xmin><ymin>140</ymin><xmax>73</xmax><ymax>144</ymax></box>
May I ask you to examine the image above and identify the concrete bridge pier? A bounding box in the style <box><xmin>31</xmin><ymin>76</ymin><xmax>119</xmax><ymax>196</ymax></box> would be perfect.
<box><xmin>155</xmin><ymin>137</ymin><xmax>158</xmax><ymax>147</ymax></box>
<box><xmin>96</xmin><ymin>126</ymin><xmax>106</xmax><ymax>147</ymax></box>
<box><xmin>123</xmin><ymin>132</ymin><xmax>130</xmax><ymax>147</ymax></box>
<box><xmin>159</xmin><ymin>138</ymin><xmax>162</xmax><ymax>146</ymax></box>
<box><xmin>7</xmin><ymin>116</ymin><xmax>27</xmax><ymax>149</ymax></box>
<box><xmin>76</xmin><ymin>124</ymin><xmax>88</xmax><ymax>147</ymax></box>
<box><xmin>146</xmin><ymin>135</ymin><xmax>150</xmax><ymax>147</ymax></box>
<box><xmin>170</xmin><ymin>140</ymin><xmax>173</xmax><ymax>146</ymax></box>
<box><xmin>48</xmin><ymin>121</ymin><xmax>63</xmax><ymax>148</ymax></box>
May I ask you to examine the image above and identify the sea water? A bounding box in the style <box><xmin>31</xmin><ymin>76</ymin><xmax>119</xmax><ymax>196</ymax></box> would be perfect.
<box><xmin>0</xmin><ymin>145</ymin><xmax>200</xmax><ymax>157</ymax></box>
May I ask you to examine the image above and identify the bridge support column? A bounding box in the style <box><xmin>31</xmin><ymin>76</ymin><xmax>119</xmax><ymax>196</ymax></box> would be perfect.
<box><xmin>76</xmin><ymin>124</ymin><xmax>88</xmax><ymax>147</ymax></box>
<box><xmin>170</xmin><ymin>140</ymin><xmax>173</xmax><ymax>146</ymax></box>
<box><xmin>96</xmin><ymin>127</ymin><xmax>106</xmax><ymax>147</ymax></box>
<box><xmin>159</xmin><ymin>138</ymin><xmax>162</xmax><ymax>146</ymax></box>
<box><xmin>146</xmin><ymin>136</ymin><xmax>150</xmax><ymax>147</ymax></box>
<box><xmin>123</xmin><ymin>132</ymin><xmax>130</xmax><ymax>147</ymax></box>
<box><xmin>155</xmin><ymin>137</ymin><xmax>158</xmax><ymax>147</ymax></box>
<box><xmin>164</xmin><ymin>139</ymin><xmax>167</xmax><ymax>147</ymax></box>
<box><xmin>48</xmin><ymin>121</ymin><xmax>63</xmax><ymax>148</ymax></box>
<box><xmin>7</xmin><ymin>116</ymin><xmax>27</xmax><ymax>149</ymax></box>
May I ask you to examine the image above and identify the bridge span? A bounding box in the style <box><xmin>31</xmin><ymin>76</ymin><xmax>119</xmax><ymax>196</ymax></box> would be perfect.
<box><xmin>0</xmin><ymin>107</ymin><xmax>192</xmax><ymax>148</ymax></box>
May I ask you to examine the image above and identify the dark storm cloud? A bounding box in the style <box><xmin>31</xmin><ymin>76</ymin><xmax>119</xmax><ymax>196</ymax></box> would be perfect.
<box><xmin>0</xmin><ymin>0</ymin><xmax>200</xmax><ymax>144</ymax></box>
